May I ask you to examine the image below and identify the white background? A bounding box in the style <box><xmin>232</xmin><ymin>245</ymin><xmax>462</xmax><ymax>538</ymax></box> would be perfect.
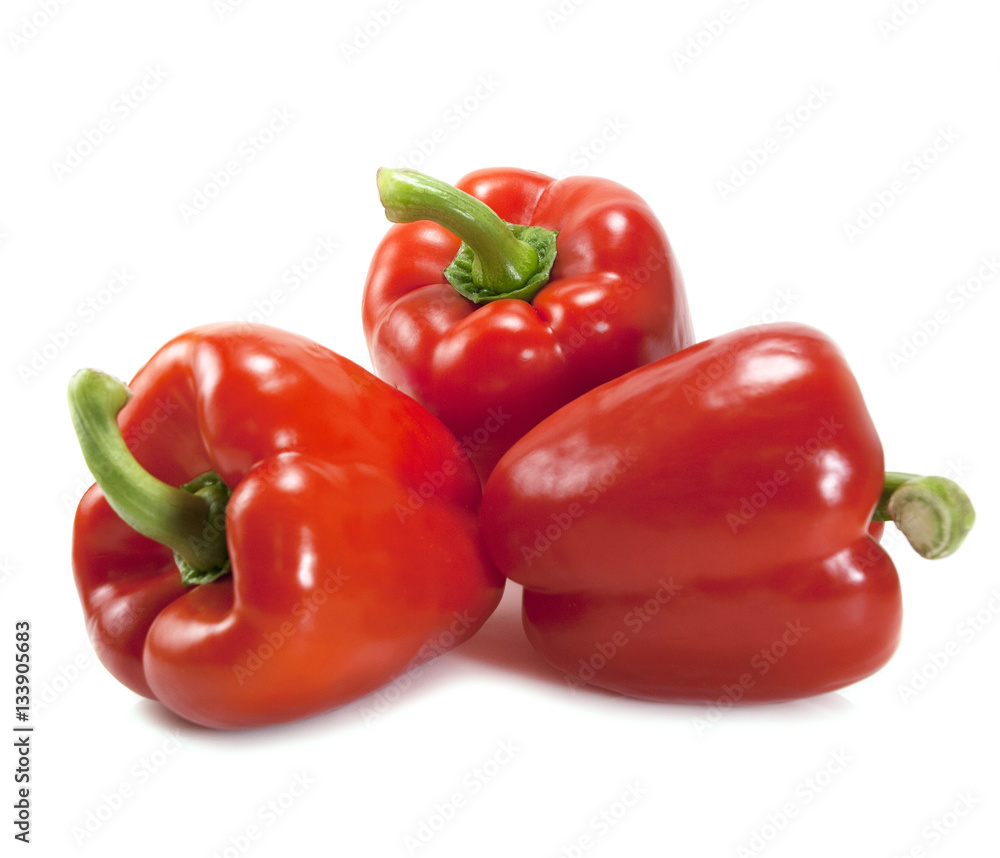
<box><xmin>2</xmin><ymin>1</ymin><xmax>998</xmax><ymax>855</ymax></box>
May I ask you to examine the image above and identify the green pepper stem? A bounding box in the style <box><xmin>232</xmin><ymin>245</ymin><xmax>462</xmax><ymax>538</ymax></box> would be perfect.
<box><xmin>376</xmin><ymin>167</ymin><xmax>558</xmax><ymax>303</ymax></box>
<box><xmin>67</xmin><ymin>369</ymin><xmax>230</xmax><ymax>579</ymax></box>
<box><xmin>873</xmin><ymin>471</ymin><xmax>975</xmax><ymax>559</ymax></box>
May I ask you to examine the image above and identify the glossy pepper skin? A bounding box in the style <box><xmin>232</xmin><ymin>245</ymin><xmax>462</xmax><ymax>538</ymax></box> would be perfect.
<box><xmin>481</xmin><ymin>324</ymin><xmax>904</xmax><ymax>701</ymax></box>
<box><xmin>70</xmin><ymin>323</ymin><xmax>503</xmax><ymax>729</ymax></box>
<box><xmin>362</xmin><ymin>167</ymin><xmax>694</xmax><ymax>481</ymax></box>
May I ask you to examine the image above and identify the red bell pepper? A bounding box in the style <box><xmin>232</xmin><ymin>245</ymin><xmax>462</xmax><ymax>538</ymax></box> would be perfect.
<box><xmin>362</xmin><ymin>167</ymin><xmax>694</xmax><ymax>481</ymax></box>
<box><xmin>68</xmin><ymin>323</ymin><xmax>503</xmax><ymax>729</ymax></box>
<box><xmin>481</xmin><ymin>323</ymin><xmax>974</xmax><ymax>701</ymax></box>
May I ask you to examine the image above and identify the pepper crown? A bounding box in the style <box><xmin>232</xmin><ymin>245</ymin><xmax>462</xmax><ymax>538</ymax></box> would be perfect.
<box><xmin>376</xmin><ymin>167</ymin><xmax>558</xmax><ymax>304</ymax></box>
<box><xmin>67</xmin><ymin>369</ymin><xmax>232</xmax><ymax>585</ymax></box>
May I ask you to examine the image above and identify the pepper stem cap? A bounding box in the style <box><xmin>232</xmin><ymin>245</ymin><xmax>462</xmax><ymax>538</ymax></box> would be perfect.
<box><xmin>376</xmin><ymin>167</ymin><xmax>558</xmax><ymax>304</ymax></box>
<box><xmin>67</xmin><ymin>369</ymin><xmax>231</xmax><ymax>585</ymax></box>
<box><xmin>874</xmin><ymin>471</ymin><xmax>975</xmax><ymax>560</ymax></box>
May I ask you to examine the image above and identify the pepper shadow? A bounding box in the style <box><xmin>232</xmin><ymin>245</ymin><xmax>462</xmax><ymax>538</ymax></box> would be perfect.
<box><xmin>451</xmin><ymin>583</ymin><xmax>551</xmax><ymax>680</ymax></box>
<box><xmin>452</xmin><ymin>582</ymin><xmax>623</xmax><ymax>701</ymax></box>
